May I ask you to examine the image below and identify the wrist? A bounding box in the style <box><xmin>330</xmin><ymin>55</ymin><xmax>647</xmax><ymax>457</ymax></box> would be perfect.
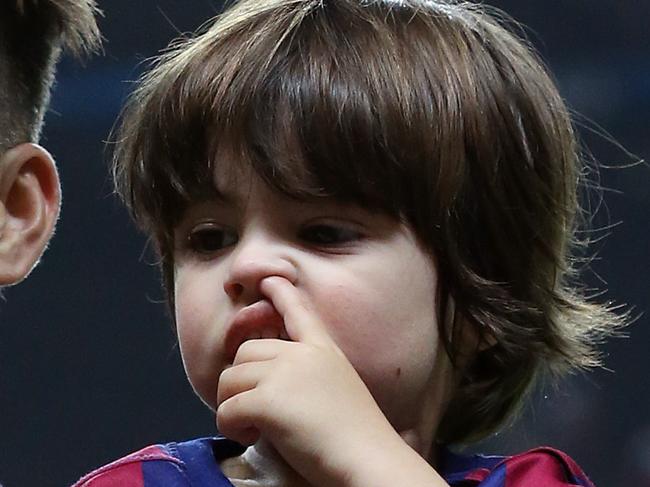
<box><xmin>338</xmin><ymin>429</ymin><xmax>450</xmax><ymax>487</ymax></box>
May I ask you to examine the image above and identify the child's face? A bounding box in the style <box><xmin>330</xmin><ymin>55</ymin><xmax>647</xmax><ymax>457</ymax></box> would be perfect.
<box><xmin>173</xmin><ymin>165</ymin><xmax>454</xmax><ymax>436</ymax></box>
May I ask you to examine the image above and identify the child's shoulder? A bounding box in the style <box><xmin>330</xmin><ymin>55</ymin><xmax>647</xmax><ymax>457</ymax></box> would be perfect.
<box><xmin>441</xmin><ymin>446</ymin><xmax>596</xmax><ymax>486</ymax></box>
<box><xmin>71</xmin><ymin>436</ymin><xmax>244</xmax><ymax>487</ymax></box>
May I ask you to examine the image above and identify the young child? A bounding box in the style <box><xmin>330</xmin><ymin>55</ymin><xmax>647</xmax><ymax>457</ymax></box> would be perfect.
<box><xmin>74</xmin><ymin>0</ymin><xmax>624</xmax><ymax>485</ymax></box>
<box><xmin>0</xmin><ymin>0</ymin><xmax>100</xmax><ymax>287</ymax></box>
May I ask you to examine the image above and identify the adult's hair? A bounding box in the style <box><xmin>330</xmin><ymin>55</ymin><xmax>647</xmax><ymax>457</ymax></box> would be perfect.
<box><xmin>0</xmin><ymin>0</ymin><xmax>101</xmax><ymax>154</ymax></box>
<box><xmin>111</xmin><ymin>0</ymin><xmax>625</xmax><ymax>445</ymax></box>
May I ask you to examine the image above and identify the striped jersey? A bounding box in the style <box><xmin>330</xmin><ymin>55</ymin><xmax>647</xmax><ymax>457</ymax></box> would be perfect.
<box><xmin>72</xmin><ymin>436</ymin><xmax>595</xmax><ymax>486</ymax></box>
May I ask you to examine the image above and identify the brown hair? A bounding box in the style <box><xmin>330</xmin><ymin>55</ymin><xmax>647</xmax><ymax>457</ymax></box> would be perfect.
<box><xmin>112</xmin><ymin>0</ymin><xmax>625</xmax><ymax>445</ymax></box>
<box><xmin>0</xmin><ymin>0</ymin><xmax>101</xmax><ymax>154</ymax></box>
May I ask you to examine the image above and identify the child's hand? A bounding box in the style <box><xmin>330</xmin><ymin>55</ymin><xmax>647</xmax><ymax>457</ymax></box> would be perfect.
<box><xmin>216</xmin><ymin>276</ymin><xmax>448</xmax><ymax>487</ymax></box>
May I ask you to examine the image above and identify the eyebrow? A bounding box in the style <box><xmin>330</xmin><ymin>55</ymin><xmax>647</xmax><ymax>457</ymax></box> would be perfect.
<box><xmin>210</xmin><ymin>185</ymin><xmax>272</xmax><ymax>210</ymax></box>
<box><xmin>210</xmin><ymin>186</ymin><xmax>335</xmax><ymax>211</ymax></box>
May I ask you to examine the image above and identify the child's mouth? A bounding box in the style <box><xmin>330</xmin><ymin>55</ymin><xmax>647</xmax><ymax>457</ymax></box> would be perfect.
<box><xmin>224</xmin><ymin>300</ymin><xmax>288</xmax><ymax>363</ymax></box>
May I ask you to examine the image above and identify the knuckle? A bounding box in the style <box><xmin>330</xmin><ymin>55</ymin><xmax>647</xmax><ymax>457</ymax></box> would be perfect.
<box><xmin>215</xmin><ymin>401</ymin><xmax>230</xmax><ymax>430</ymax></box>
<box><xmin>219</xmin><ymin>365</ymin><xmax>234</xmax><ymax>382</ymax></box>
<box><xmin>236</xmin><ymin>339</ymin><xmax>256</xmax><ymax>357</ymax></box>
<box><xmin>217</xmin><ymin>368</ymin><xmax>233</xmax><ymax>392</ymax></box>
<box><xmin>216</xmin><ymin>367</ymin><xmax>237</xmax><ymax>403</ymax></box>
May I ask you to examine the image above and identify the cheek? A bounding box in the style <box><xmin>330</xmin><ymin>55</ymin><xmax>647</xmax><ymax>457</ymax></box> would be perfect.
<box><xmin>174</xmin><ymin>267</ymin><xmax>225</xmax><ymax>409</ymax></box>
<box><xmin>175</xmin><ymin>272</ymin><xmax>210</xmax><ymax>353</ymax></box>
<box><xmin>313</xmin><ymin>270</ymin><xmax>440</xmax><ymax>398</ymax></box>
<box><xmin>305</xmin><ymin>239</ymin><xmax>444</xmax><ymax>425</ymax></box>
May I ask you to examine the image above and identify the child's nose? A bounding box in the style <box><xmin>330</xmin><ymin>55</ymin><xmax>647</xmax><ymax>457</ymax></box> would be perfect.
<box><xmin>223</xmin><ymin>235</ymin><xmax>297</xmax><ymax>303</ymax></box>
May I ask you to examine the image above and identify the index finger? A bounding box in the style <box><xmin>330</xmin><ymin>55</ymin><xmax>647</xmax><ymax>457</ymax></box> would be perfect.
<box><xmin>259</xmin><ymin>276</ymin><xmax>332</xmax><ymax>345</ymax></box>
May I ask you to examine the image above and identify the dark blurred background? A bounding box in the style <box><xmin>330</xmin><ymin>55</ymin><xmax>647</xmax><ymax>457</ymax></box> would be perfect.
<box><xmin>0</xmin><ymin>1</ymin><xmax>648</xmax><ymax>486</ymax></box>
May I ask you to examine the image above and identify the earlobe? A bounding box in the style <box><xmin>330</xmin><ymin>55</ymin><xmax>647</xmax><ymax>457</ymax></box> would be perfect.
<box><xmin>0</xmin><ymin>143</ymin><xmax>61</xmax><ymax>286</ymax></box>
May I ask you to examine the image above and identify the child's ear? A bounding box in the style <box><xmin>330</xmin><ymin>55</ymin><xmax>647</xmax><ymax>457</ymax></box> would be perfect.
<box><xmin>445</xmin><ymin>296</ymin><xmax>497</xmax><ymax>366</ymax></box>
<box><xmin>0</xmin><ymin>143</ymin><xmax>61</xmax><ymax>286</ymax></box>
<box><xmin>456</xmin><ymin>317</ymin><xmax>498</xmax><ymax>359</ymax></box>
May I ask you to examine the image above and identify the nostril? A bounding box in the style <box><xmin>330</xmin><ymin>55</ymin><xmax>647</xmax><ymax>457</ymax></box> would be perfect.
<box><xmin>224</xmin><ymin>282</ymin><xmax>244</xmax><ymax>298</ymax></box>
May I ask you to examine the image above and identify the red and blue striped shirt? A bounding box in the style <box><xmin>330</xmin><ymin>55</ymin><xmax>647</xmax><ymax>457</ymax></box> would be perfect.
<box><xmin>72</xmin><ymin>436</ymin><xmax>595</xmax><ymax>486</ymax></box>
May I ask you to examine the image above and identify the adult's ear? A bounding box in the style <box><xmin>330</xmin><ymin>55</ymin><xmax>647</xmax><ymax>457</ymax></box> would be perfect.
<box><xmin>0</xmin><ymin>143</ymin><xmax>61</xmax><ymax>286</ymax></box>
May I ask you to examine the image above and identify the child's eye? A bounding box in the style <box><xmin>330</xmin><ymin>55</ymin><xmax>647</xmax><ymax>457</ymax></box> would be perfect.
<box><xmin>187</xmin><ymin>225</ymin><xmax>237</xmax><ymax>254</ymax></box>
<box><xmin>299</xmin><ymin>224</ymin><xmax>362</xmax><ymax>246</ymax></box>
